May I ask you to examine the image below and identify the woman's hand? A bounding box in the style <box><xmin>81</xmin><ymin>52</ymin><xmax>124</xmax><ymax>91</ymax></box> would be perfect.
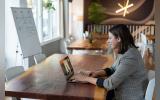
<box><xmin>73</xmin><ymin>73</ymin><xmax>97</xmax><ymax>85</ymax></box>
<box><xmin>79</xmin><ymin>70</ymin><xmax>96</xmax><ymax>77</ymax></box>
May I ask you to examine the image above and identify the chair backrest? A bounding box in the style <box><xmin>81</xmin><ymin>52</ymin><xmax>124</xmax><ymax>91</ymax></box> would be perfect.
<box><xmin>60</xmin><ymin>38</ymin><xmax>71</xmax><ymax>54</ymax></box>
<box><xmin>5</xmin><ymin>66</ymin><xmax>25</xmax><ymax>81</ymax></box>
<box><xmin>34</xmin><ymin>53</ymin><xmax>46</xmax><ymax>64</ymax></box>
<box><xmin>63</xmin><ymin>36</ymin><xmax>75</xmax><ymax>54</ymax></box>
<box><xmin>69</xmin><ymin>35</ymin><xmax>76</xmax><ymax>43</ymax></box>
<box><xmin>145</xmin><ymin>78</ymin><xmax>155</xmax><ymax>100</ymax></box>
<box><xmin>143</xmin><ymin>49</ymin><xmax>155</xmax><ymax>70</ymax></box>
<box><xmin>139</xmin><ymin>33</ymin><xmax>147</xmax><ymax>57</ymax></box>
<box><xmin>141</xmin><ymin>33</ymin><xmax>147</xmax><ymax>45</ymax></box>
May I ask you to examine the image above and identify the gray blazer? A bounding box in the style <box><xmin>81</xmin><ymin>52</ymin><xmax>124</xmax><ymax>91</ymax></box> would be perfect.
<box><xmin>103</xmin><ymin>47</ymin><xmax>148</xmax><ymax>100</ymax></box>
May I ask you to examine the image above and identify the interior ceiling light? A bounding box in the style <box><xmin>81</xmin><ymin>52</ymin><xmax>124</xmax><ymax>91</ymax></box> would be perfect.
<box><xmin>115</xmin><ymin>0</ymin><xmax>134</xmax><ymax>17</ymax></box>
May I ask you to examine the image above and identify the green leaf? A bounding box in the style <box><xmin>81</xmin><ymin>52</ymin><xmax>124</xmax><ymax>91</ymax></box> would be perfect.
<box><xmin>88</xmin><ymin>2</ymin><xmax>106</xmax><ymax>24</ymax></box>
<box><xmin>43</xmin><ymin>0</ymin><xmax>56</xmax><ymax>11</ymax></box>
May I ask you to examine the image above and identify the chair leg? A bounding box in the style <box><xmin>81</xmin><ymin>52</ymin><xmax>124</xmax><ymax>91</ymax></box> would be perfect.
<box><xmin>12</xmin><ymin>97</ymin><xmax>21</xmax><ymax>100</ymax></box>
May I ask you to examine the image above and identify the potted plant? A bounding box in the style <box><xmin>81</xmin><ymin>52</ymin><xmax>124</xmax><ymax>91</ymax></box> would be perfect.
<box><xmin>43</xmin><ymin>0</ymin><xmax>55</xmax><ymax>11</ymax></box>
<box><xmin>88</xmin><ymin>0</ymin><xmax>106</xmax><ymax>40</ymax></box>
<box><xmin>88</xmin><ymin>0</ymin><xmax>106</xmax><ymax>24</ymax></box>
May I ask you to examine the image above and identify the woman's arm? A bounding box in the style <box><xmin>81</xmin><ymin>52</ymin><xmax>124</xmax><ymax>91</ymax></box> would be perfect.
<box><xmin>74</xmin><ymin>73</ymin><xmax>106</xmax><ymax>88</ymax></box>
<box><xmin>80</xmin><ymin>67</ymin><xmax>114</xmax><ymax>78</ymax></box>
<box><xmin>80</xmin><ymin>69</ymin><xmax>106</xmax><ymax>77</ymax></box>
<box><xmin>76</xmin><ymin>49</ymin><xmax>141</xmax><ymax>90</ymax></box>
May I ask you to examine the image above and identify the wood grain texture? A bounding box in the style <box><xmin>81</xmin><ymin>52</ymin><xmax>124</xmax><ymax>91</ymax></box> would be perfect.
<box><xmin>5</xmin><ymin>54</ymin><xmax>113</xmax><ymax>100</ymax></box>
<box><xmin>92</xmin><ymin>34</ymin><xmax>108</xmax><ymax>40</ymax></box>
<box><xmin>67</xmin><ymin>39</ymin><xmax>108</xmax><ymax>50</ymax></box>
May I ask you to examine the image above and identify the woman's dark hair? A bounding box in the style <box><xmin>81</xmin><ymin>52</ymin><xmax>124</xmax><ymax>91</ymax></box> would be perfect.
<box><xmin>109</xmin><ymin>24</ymin><xmax>138</xmax><ymax>54</ymax></box>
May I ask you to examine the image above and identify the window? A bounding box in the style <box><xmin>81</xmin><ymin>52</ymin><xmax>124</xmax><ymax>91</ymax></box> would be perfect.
<box><xmin>29</xmin><ymin>0</ymin><xmax>62</xmax><ymax>43</ymax></box>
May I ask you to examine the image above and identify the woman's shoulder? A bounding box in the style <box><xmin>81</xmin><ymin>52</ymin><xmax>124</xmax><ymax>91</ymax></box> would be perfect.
<box><xmin>126</xmin><ymin>47</ymin><xmax>139</xmax><ymax>54</ymax></box>
<box><xmin>122</xmin><ymin>47</ymin><xmax>140</xmax><ymax>59</ymax></box>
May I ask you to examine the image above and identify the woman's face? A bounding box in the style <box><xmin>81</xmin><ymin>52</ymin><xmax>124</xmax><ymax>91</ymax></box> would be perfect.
<box><xmin>107</xmin><ymin>32</ymin><xmax>121</xmax><ymax>50</ymax></box>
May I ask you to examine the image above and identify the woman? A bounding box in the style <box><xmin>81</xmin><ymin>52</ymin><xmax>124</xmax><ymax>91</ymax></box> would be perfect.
<box><xmin>74</xmin><ymin>24</ymin><xmax>148</xmax><ymax>100</ymax></box>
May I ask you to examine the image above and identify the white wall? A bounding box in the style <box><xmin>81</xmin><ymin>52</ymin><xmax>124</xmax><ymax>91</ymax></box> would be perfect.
<box><xmin>0</xmin><ymin>1</ymin><xmax>5</xmax><ymax>67</ymax></box>
<box><xmin>71</xmin><ymin>0</ymin><xmax>84</xmax><ymax>39</ymax></box>
<box><xmin>0</xmin><ymin>0</ymin><xmax>5</xmax><ymax>99</ymax></box>
<box><xmin>5</xmin><ymin>0</ymin><xmax>25</xmax><ymax>68</ymax></box>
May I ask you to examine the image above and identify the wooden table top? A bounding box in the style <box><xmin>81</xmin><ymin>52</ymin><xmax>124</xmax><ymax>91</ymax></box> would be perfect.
<box><xmin>92</xmin><ymin>34</ymin><xmax>108</xmax><ymax>40</ymax></box>
<box><xmin>146</xmin><ymin>34</ymin><xmax>155</xmax><ymax>41</ymax></box>
<box><xmin>67</xmin><ymin>39</ymin><xmax>108</xmax><ymax>50</ymax></box>
<box><xmin>5</xmin><ymin>54</ymin><xmax>113</xmax><ymax>100</ymax></box>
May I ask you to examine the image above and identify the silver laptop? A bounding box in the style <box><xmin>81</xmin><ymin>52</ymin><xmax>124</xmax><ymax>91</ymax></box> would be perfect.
<box><xmin>60</xmin><ymin>56</ymin><xmax>76</xmax><ymax>82</ymax></box>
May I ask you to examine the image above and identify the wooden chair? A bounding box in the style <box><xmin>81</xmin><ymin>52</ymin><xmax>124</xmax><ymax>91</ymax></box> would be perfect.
<box><xmin>143</xmin><ymin>48</ymin><xmax>155</xmax><ymax>70</ymax></box>
<box><xmin>143</xmin><ymin>48</ymin><xmax>155</xmax><ymax>81</ymax></box>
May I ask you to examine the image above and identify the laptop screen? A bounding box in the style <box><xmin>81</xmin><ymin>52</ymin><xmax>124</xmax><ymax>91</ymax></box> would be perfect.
<box><xmin>60</xmin><ymin>56</ymin><xmax>74</xmax><ymax>80</ymax></box>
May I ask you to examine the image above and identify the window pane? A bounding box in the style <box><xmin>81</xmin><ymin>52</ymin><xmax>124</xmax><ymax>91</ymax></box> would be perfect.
<box><xmin>31</xmin><ymin>0</ymin><xmax>60</xmax><ymax>43</ymax></box>
<box><xmin>42</xmin><ymin>0</ymin><xmax>60</xmax><ymax>42</ymax></box>
<box><xmin>42</xmin><ymin>9</ymin><xmax>50</xmax><ymax>41</ymax></box>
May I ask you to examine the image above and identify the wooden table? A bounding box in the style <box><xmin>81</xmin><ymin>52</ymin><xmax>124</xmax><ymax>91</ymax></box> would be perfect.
<box><xmin>146</xmin><ymin>34</ymin><xmax>155</xmax><ymax>42</ymax></box>
<box><xmin>67</xmin><ymin>39</ymin><xmax>108</xmax><ymax>51</ymax></box>
<box><xmin>5</xmin><ymin>54</ymin><xmax>113</xmax><ymax>100</ymax></box>
<box><xmin>92</xmin><ymin>34</ymin><xmax>108</xmax><ymax>40</ymax></box>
